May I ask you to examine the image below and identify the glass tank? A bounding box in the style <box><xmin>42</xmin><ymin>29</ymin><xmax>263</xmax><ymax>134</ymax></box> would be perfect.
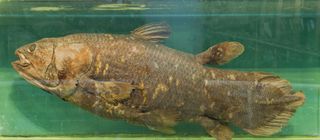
<box><xmin>0</xmin><ymin>0</ymin><xmax>319</xmax><ymax>140</ymax></box>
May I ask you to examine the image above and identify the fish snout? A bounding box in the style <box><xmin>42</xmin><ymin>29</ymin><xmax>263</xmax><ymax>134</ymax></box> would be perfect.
<box><xmin>15</xmin><ymin>49</ymin><xmax>31</xmax><ymax>67</ymax></box>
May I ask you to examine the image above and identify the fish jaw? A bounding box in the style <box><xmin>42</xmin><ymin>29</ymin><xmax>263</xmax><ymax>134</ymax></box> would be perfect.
<box><xmin>11</xmin><ymin>54</ymin><xmax>58</xmax><ymax>93</ymax></box>
<box><xmin>14</xmin><ymin>50</ymin><xmax>31</xmax><ymax>67</ymax></box>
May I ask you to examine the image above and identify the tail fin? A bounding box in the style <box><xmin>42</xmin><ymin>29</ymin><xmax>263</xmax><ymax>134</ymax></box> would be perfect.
<box><xmin>218</xmin><ymin>72</ymin><xmax>305</xmax><ymax>136</ymax></box>
<box><xmin>244</xmin><ymin>91</ymin><xmax>305</xmax><ymax>136</ymax></box>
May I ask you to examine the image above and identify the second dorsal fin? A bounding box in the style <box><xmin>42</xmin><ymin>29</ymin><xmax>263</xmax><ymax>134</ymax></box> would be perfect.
<box><xmin>131</xmin><ymin>22</ymin><xmax>170</xmax><ymax>42</ymax></box>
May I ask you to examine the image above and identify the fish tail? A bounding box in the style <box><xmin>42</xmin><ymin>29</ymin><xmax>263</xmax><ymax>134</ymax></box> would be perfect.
<box><xmin>241</xmin><ymin>75</ymin><xmax>305</xmax><ymax>136</ymax></box>
<box><xmin>244</xmin><ymin>92</ymin><xmax>305</xmax><ymax>136</ymax></box>
<box><xmin>240</xmin><ymin>73</ymin><xmax>305</xmax><ymax>136</ymax></box>
<box><xmin>205</xmin><ymin>69</ymin><xmax>305</xmax><ymax>136</ymax></box>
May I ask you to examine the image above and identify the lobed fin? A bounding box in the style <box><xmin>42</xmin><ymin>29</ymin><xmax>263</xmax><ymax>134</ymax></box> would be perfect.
<box><xmin>131</xmin><ymin>22</ymin><xmax>170</xmax><ymax>42</ymax></box>
<box><xmin>140</xmin><ymin>110</ymin><xmax>178</xmax><ymax>134</ymax></box>
<box><xmin>195</xmin><ymin>41</ymin><xmax>245</xmax><ymax>65</ymax></box>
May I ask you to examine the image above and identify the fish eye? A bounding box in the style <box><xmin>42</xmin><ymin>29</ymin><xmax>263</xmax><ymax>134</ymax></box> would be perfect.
<box><xmin>27</xmin><ymin>44</ymin><xmax>36</xmax><ymax>53</ymax></box>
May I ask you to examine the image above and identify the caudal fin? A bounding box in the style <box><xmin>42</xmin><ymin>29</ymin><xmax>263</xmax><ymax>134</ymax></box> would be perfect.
<box><xmin>244</xmin><ymin>91</ymin><xmax>305</xmax><ymax>136</ymax></box>
<box><xmin>226</xmin><ymin>72</ymin><xmax>305</xmax><ymax>136</ymax></box>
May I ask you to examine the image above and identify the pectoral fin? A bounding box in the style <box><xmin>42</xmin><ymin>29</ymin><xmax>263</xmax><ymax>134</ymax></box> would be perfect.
<box><xmin>196</xmin><ymin>42</ymin><xmax>244</xmax><ymax>65</ymax></box>
<box><xmin>131</xmin><ymin>22</ymin><xmax>170</xmax><ymax>42</ymax></box>
<box><xmin>77</xmin><ymin>77</ymin><xmax>143</xmax><ymax>102</ymax></box>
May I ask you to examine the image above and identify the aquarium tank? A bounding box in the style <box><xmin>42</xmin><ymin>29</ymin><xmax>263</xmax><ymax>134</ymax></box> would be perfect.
<box><xmin>0</xmin><ymin>0</ymin><xmax>319</xmax><ymax>140</ymax></box>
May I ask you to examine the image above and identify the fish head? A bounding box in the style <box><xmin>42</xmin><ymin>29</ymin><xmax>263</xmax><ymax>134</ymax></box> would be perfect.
<box><xmin>12</xmin><ymin>37</ymin><xmax>93</xmax><ymax>97</ymax></box>
<box><xmin>12</xmin><ymin>38</ymin><xmax>58</xmax><ymax>89</ymax></box>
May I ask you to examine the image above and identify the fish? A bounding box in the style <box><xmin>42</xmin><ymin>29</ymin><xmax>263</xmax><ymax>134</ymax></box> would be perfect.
<box><xmin>12</xmin><ymin>22</ymin><xmax>305</xmax><ymax>140</ymax></box>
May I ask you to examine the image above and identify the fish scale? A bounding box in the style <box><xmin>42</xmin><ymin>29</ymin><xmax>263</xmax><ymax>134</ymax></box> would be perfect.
<box><xmin>142</xmin><ymin>44</ymin><xmax>208</xmax><ymax>113</ymax></box>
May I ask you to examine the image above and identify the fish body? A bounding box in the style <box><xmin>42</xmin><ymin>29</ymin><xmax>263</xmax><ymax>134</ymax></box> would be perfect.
<box><xmin>71</xmin><ymin>33</ymin><xmax>207</xmax><ymax>114</ymax></box>
<box><xmin>12</xmin><ymin>23</ymin><xmax>305</xmax><ymax>140</ymax></box>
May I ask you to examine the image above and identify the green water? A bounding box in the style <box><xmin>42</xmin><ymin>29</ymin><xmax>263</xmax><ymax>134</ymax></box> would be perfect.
<box><xmin>0</xmin><ymin>0</ymin><xmax>319</xmax><ymax>139</ymax></box>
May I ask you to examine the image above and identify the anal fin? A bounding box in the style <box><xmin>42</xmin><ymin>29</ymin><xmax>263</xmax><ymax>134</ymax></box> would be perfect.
<box><xmin>137</xmin><ymin>110</ymin><xmax>178</xmax><ymax>134</ymax></box>
<box><xmin>193</xmin><ymin>116</ymin><xmax>233</xmax><ymax>140</ymax></box>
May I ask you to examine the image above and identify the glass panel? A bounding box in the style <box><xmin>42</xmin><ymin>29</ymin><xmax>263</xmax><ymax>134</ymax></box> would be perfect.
<box><xmin>0</xmin><ymin>0</ymin><xmax>319</xmax><ymax>138</ymax></box>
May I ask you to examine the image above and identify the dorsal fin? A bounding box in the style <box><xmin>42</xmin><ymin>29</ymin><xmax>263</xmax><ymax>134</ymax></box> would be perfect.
<box><xmin>131</xmin><ymin>22</ymin><xmax>170</xmax><ymax>42</ymax></box>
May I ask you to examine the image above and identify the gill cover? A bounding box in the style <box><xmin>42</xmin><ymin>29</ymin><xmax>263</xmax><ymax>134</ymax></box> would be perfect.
<box><xmin>43</xmin><ymin>43</ymin><xmax>60</xmax><ymax>87</ymax></box>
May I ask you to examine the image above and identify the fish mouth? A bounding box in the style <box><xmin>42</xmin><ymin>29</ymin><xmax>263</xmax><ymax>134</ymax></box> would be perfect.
<box><xmin>12</xmin><ymin>62</ymin><xmax>57</xmax><ymax>92</ymax></box>
<box><xmin>11</xmin><ymin>52</ymin><xmax>57</xmax><ymax>92</ymax></box>
<box><xmin>14</xmin><ymin>51</ymin><xmax>31</xmax><ymax>67</ymax></box>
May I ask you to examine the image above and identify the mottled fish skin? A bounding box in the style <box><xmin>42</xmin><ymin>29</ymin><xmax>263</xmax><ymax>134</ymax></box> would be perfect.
<box><xmin>62</xmin><ymin>33</ymin><xmax>304</xmax><ymax>132</ymax></box>
<box><xmin>63</xmin><ymin>33</ymin><xmax>207</xmax><ymax>117</ymax></box>
<box><xmin>12</xmin><ymin>23</ymin><xmax>305</xmax><ymax>140</ymax></box>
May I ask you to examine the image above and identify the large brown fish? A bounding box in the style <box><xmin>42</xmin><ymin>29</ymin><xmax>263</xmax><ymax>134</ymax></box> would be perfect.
<box><xmin>12</xmin><ymin>23</ymin><xmax>305</xmax><ymax>140</ymax></box>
